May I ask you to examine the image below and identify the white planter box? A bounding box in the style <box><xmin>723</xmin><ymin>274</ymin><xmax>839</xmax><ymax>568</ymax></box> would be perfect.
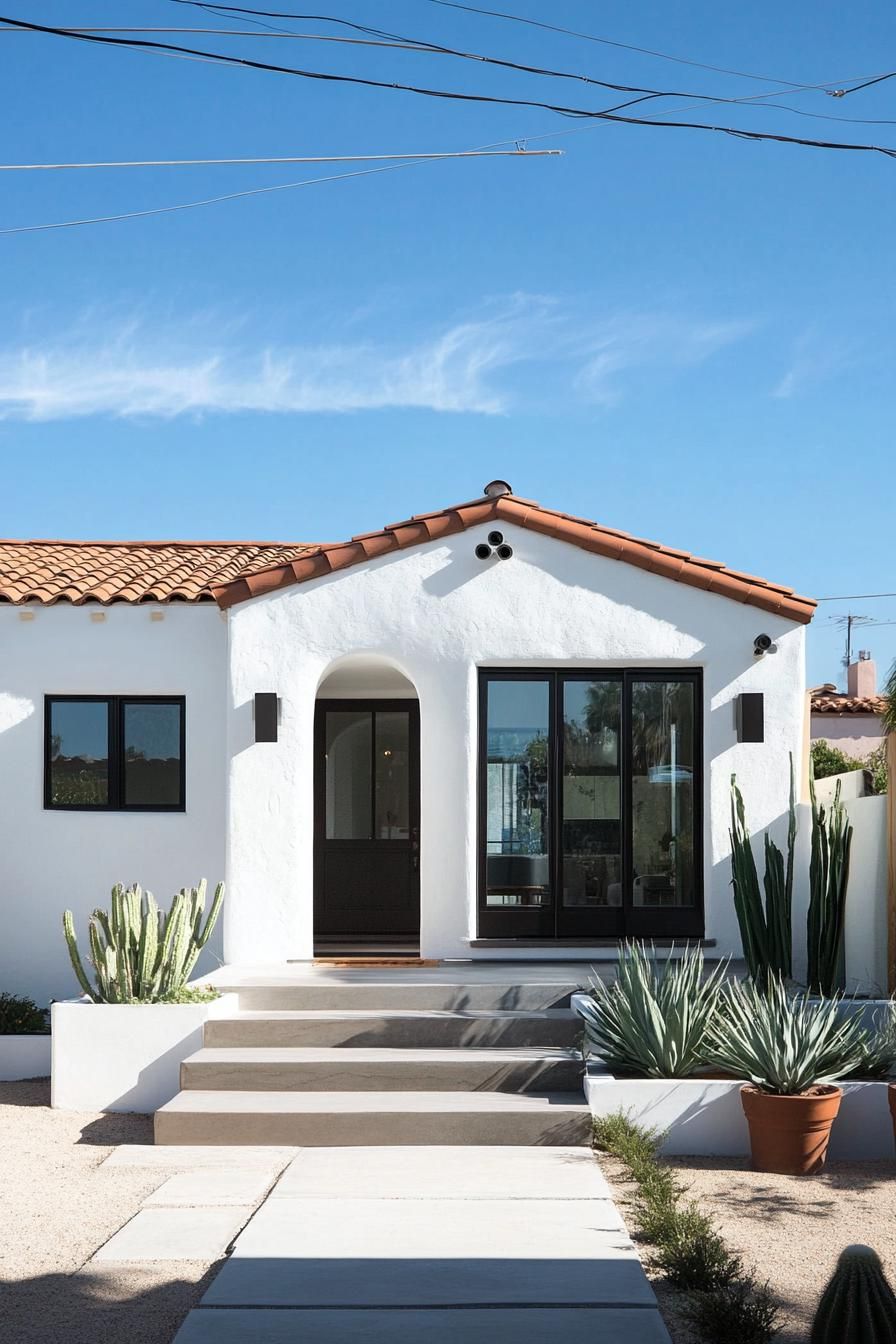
<box><xmin>585</xmin><ymin>1070</ymin><xmax>895</xmax><ymax>1160</ymax></box>
<box><xmin>51</xmin><ymin>993</ymin><xmax>237</xmax><ymax>1113</ymax></box>
<box><xmin>0</xmin><ymin>1034</ymin><xmax>52</xmax><ymax>1081</ymax></box>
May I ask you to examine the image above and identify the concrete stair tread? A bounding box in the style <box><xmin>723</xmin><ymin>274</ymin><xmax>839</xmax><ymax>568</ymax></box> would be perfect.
<box><xmin>214</xmin><ymin>1008</ymin><xmax>576</xmax><ymax>1020</ymax></box>
<box><xmin>184</xmin><ymin>1046</ymin><xmax>581</xmax><ymax>1064</ymax></box>
<box><xmin>160</xmin><ymin>1090</ymin><xmax>588</xmax><ymax>1115</ymax></box>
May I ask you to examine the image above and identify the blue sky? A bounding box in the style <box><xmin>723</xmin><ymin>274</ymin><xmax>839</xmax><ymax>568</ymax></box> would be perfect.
<box><xmin>2</xmin><ymin>0</ymin><xmax>895</xmax><ymax>689</ymax></box>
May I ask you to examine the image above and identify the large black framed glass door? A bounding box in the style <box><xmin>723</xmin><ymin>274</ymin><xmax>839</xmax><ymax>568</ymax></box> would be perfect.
<box><xmin>478</xmin><ymin>670</ymin><xmax>702</xmax><ymax>941</ymax></box>
<box><xmin>314</xmin><ymin>699</ymin><xmax>420</xmax><ymax>937</ymax></box>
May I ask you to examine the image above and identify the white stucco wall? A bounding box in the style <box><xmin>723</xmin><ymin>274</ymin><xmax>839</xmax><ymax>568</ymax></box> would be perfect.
<box><xmin>225</xmin><ymin>522</ymin><xmax>807</xmax><ymax>964</ymax></box>
<box><xmin>0</xmin><ymin>605</ymin><xmax>227</xmax><ymax>1006</ymax></box>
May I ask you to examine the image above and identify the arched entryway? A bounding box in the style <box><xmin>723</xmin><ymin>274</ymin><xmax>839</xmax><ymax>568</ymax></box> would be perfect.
<box><xmin>314</xmin><ymin>657</ymin><xmax>420</xmax><ymax>955</ymax></box>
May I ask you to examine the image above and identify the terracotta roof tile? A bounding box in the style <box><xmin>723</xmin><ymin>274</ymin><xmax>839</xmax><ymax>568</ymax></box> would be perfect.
<box><xmin>210</xmin><ymin>491</ymin><xmax>817</xmax><ymax>624</ymax></box>
<box><xmin>0</xmin><ymin>540</ymin><xmax>315</xmax><ymax>605</ymax></box>
<box><xmin>810</xmin><ymin>684</ymin><xmax>888</xmax><ymax>714</ymax></box>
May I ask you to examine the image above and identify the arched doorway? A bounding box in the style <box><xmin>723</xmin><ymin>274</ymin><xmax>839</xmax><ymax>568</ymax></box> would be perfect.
<box><xmin>314</xmin><ymin>658</ymin><xmax>420</xmax><ymax>954</ymax></box>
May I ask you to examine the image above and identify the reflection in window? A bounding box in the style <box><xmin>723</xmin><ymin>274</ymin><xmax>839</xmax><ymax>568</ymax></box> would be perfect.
<box><xmin>485</xmin><ymin>680</ymin><xmax>550</xmax><ymax>907</ymax></box>
<box><xmin>562</xmin><ymin>681</ymin><xmax>622</xmax><ymax>907</ymax></box>
<box><xmin>325</xmin><ymin>711</ymin><xmax>372</xmax><ymax>839</ymax></box>
<box><xmin>631</xmin><ymin>680</ymin><xmax>696</xmax><ymax>908</ymax></box>
<box><xmin>375</xmin><ymin>712</ymin><xmax>410</xmax><ymax>839</ymax></box>
<box><xmin>48</xmin><ymin>700</ymin><xmax>109</xmax><ymax>806</ymax></box>
<box><xmin>123</xmin><ymin>702</ymin><xmax>183</xmax><ymax>806</ymax></box>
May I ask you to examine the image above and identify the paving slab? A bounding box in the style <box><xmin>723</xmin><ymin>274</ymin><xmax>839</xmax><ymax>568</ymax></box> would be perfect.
<box><xmin>203</xmin><ymin>1196</ymin><xmax>646</xmax><ymax>1308</ymax></box>
<box><xmin>174</xmin><ymin>1306</ymin><xmax>671</xmax><ymax>1343</ymax></box>
<box><xmin>101</xmin><ymin>1144</ymin><xmax>298</xmax><ymax>1169</ymax></box>
<box><xmin>93</xmin><ymin>1206</ymin><xmax>255</xmax><ymax>1262</ymax></box>
<box><xmin>143</xmin><ymin>1168</ymin><xmax>277</xmax><ymax>1207</ymax></box>
<box><xmin>273</xmin><ymin>1145</ymin><xmax>611</xmax><ymax>1200</ymax></box>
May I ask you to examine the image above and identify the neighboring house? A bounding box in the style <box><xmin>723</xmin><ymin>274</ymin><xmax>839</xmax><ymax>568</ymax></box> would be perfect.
<box><xmin>0</xmin><ymin>482</ymin><xmax>816</xmax><ymax>1004</ymax></box>
<box><xmin>810</xmin><ymin>655</ymin><xmax>888</xmax><ymax>758</ymax></box>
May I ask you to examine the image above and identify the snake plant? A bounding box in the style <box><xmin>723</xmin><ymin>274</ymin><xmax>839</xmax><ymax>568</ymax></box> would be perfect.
<box><xmin>807</xmin><ymin>776</ymin><xmax>853</xmax><ymax>996</ymax></box>
<box><xmin>63</xmin><ymin>879</ymin><xmax>224</xmax><ymax>1004</ymax></box>
<box><xmin>729</xmin><ymin>756</ymin><xmax>796</xmax><ymax>984</ymax></box>
<box><xmin>706</xmin><ymin>973</ymin><xmax>867</xmax><ymax>1094</ymax></box>
<box><xmin>575</xmin><ymin>940</ymin><xmax>728</xmax><ymax>1077</ymax></box>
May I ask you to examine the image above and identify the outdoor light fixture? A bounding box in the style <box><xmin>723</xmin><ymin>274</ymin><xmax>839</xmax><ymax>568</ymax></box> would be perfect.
<box><xmin>475</xmin><ymin>530</ymin><xmax>514</xmax><ymax>561</ymax></box>
<box><xmin>254</xmin><ymin>692</ymin><xmax>279</xmax><ymax>743</ymax></box>
<box><xmin>736</xmin><ymin>692</ymin><xmax>765</xmax><ymax>743</ymax></box>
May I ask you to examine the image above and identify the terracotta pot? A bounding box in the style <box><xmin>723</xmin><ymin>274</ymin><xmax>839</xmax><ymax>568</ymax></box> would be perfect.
<box><xmin>740</xmin><ymin>1083</ymin><xmax>842</xmax><ymax>1175</ymax></box>
<box><xmin>888</xmin><ymin>1082</ymin><xmax>896</xmax><ymax>1151</ymax></box>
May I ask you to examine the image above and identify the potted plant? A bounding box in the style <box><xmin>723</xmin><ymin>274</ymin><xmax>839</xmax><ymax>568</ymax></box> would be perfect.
<box><xmin>708</xmin><ymin>974</ymin><xmax>867</xmax><ymax>1174</ymax></box>
<box><xmin>52</xmin><ymin>879</ymin><xmax>229</xmax><ymax>1112</ymax></box>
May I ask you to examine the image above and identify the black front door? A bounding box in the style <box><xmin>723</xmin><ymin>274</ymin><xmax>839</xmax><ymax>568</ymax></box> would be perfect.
<box><xmin>314</xmin><ymin>699</ymin><xmax>420</xmax><ymax>938</ymax></box>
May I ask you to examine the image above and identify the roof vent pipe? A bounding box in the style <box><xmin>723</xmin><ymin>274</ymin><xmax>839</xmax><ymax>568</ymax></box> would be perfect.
<box><xmin>483</xmin><ymin>479</ymin><xmax>512</xmax><ymax>498</ymax></box>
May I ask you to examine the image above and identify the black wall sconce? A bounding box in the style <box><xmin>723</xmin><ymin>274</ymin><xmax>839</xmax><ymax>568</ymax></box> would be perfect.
<box><xmin>735</xmin><ymin>692</ymin><xmax>764</xmax><ymax>743</ymax></box>
<box><xmin>475</xmin><ymin>530</ymin><xmax>513</xmax><ymax>561</ymax></box>
<box><xmin>254</xmin><ymin>692</ymin><xmax>279</xmax><ymax>743</ymax></box>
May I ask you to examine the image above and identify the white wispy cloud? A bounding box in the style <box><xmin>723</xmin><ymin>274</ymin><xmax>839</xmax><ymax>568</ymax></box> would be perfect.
<box><xmin>771</xmin><ymin>329</ymin><xmax>853</xmax><ymax>400</ymax></box>
<box><xmin>575</xmin><ymin>314</ymin><xmax>756</xmax><ymax>406</ymax></box>
<box><xmin>0</xmin><ymin>297</ymin><xmax>754</xmax><ymax>421</ymax></box>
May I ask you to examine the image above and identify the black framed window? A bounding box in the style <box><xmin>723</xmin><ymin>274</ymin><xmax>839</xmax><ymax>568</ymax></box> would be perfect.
<box><xmin>45</xmin><ymin>696</ymin><xmax>185</xmax><ymax>811</ymax></box>
<box><xmin>478</xmin><ymin>670</ymin><xmax>702</xmax><ymax>940</ymax></box>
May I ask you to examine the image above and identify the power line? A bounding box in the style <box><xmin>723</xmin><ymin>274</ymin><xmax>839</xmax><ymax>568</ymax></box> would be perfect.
<box><xmin>6</xmin><ymin>14</ymin><xmax>896</xmax><ymax>160</ymax></box>
<box><xmin>0</xmin><ymin>149</ymin><xmax>559</xmax><ymax>172</ymax></box>
<box><xmin>817</xmin><ymin>592</ymin><xmax>896</xmax><ymax>602</ymax></box>
<box><xmin>184</xmin><ymin>0</ymin><xmax>812</xmax><ymax>88</ymax></box>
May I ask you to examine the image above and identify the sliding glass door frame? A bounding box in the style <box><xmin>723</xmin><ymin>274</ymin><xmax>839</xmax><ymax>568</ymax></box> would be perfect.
<box><xmin>476</xmin><ymin>668</ymin><xmax>704</xmax><ymax>941</ymax></box>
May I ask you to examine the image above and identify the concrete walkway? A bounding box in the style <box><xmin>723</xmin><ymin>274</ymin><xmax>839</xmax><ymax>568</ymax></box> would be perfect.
<box><xmin>170</xmin><ymin>1145</ymin><xmax>671</xmax><ymax>1343</ymax></box>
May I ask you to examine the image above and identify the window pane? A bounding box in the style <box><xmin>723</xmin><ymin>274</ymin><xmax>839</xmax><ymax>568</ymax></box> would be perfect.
<box><xmin>48</xmin><ymin>701</ymin><xmax>109</xmax><ymax>806</ymax></box>
<box><xmin>375</xmin><ymin>711</ymin><xmax>410</xmax><ymax>839</ymax></box>
<box><xmin>123</xmin><ymin>702</ymin><xmax>183</xmax><ymax>806</ymax></box>
<box><xmin>326</xmin><ymin>711</ymin><xmax>372</xmax><ymax>839</ymax></box>
<box><xmin>485</xmin><ymin>680</ymin><xmax>550</xmax><ymax>908</ymax></box>
<box><xmin>561</xmin><ymin>680</ymin><xmax>622</xmax><ymax>907</ymax></box>
<box><xmin>631</xmin><ymin>680</ymin><xmax>696</xmax><ymax>908</ymax></box>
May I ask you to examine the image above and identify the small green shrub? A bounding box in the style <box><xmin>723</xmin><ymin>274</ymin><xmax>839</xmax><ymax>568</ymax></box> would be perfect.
<box><xmin>0</xmin><ymin>992</ymin><xmax>49</xmax><ymax>1034</ymax></box>
<box><xmin>846</xmin><ymin>1003</ymin><xmax>896</xmax><ymax>1079</ymax></box>
<box><xmin>593</xmin><ymin>1110</ymin><xmax>779</xmax><ymax>1343</ymax></box>
<box><xmin>811</xmin><ymin>739</ymin><xmax>865</xmax><ymax>781</ymax></box>
<box><xmin>685</xmin><ymin>1278</ymin><xmax>780</xmax><ymax>1343</ymax></box>
<box><xmin>156</xmin><ymin>984</ymin><xmax>219</xmax><ymax>1005</ymax></box>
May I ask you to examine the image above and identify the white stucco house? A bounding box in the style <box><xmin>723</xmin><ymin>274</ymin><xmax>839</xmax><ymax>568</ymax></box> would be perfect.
<box><xmin>0</xmin><ymin>481</ymin><xmax>817</xmax><ymax>1006</ymax></box>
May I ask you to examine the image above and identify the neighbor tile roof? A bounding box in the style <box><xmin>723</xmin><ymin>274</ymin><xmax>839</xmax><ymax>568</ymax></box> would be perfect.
<box><xmin>810</xmin><ymin>684</ymin><xmax>888</xmax><ymax>714</ymax></box>
<box><xmin>0</xmin><ymin>539</ymin><xmax>316</xmax><ymax>605</ymax></box>
<box><xmin>211</xmin><ymin>492</ymin><xmax>818</xmax><ymax>624</ymax></box>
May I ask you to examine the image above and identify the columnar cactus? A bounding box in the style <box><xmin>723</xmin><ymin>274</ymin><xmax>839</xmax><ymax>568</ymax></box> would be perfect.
<box><xmin>811</xmin><ymin>1245</ymin><xmax>896</xmax><ymax>1344</ymax></box>
<box><xmin>63</xmin><ymin>880</ymin><xmax>224</xmax><ymax>1003</ymax></box>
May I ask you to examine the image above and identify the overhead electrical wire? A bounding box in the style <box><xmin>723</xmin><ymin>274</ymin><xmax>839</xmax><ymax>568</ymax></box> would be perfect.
<box><xmin>4</xmin><ymin>13</ymin><xmax>896</xmax><ymax>160</ymax></box>
<box><xmin>0</xmin><ymin>149</ymin><xmax>559</xmax><ymax>172</ymax></box>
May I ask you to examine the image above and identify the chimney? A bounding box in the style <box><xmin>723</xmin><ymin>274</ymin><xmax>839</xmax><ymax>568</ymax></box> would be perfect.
<box><xmin>847</xmin><ymin>650</ymin><xmax>876</xmax><ymax>699</ymax></box>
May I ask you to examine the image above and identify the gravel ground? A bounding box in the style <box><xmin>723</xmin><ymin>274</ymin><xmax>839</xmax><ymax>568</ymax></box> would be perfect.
<box><xmin>599</xmin><ymin>1150</ymin><xmax>896</xmax><ymax>1343</ymax></box>
<box><xmin>0</xmin><ymin>1079</ymin><xmax>216</xmax><ymax>1344</ymax></box>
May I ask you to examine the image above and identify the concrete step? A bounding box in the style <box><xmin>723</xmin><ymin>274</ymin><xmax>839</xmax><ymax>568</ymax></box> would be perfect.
<box><xmin>204</xmin><ymin>1008</ymin><xmax>582</xmax><ymax>1049</ymax></box>
<box><xmin>155</xmin><ymin>1090</ymin><xmax>592</xmax><ymax>1147</ymax></box>
<box><xmin>181</xmin><ymin>1046</ymin><xmax>583</xmax><ymax>1093</ymax></box>
<box><xmin>223</xmin><ymin>982</ymin><xmax>580</xmax><ymax>1012</ymax></box>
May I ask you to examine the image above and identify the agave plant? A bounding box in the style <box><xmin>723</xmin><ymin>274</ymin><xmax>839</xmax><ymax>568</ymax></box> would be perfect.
<box><xmin>706</xmin><ymin>974</ymin><xmax>867</xmax><ymax>1095</ymax></box>
<box><xmin>575</xmin><ymin>941</ymin><xmax>728</xmax><ymax>1078</ymax></box>
<box><xmin>63</xmin><ymin>879</ymin><xmax>224</xmax><ymax>1004</ymax></box>
<box><xmin>845</xmin><ymin>1001</ymin><xmax>896</xmax><ymax>1080</ymax></box>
